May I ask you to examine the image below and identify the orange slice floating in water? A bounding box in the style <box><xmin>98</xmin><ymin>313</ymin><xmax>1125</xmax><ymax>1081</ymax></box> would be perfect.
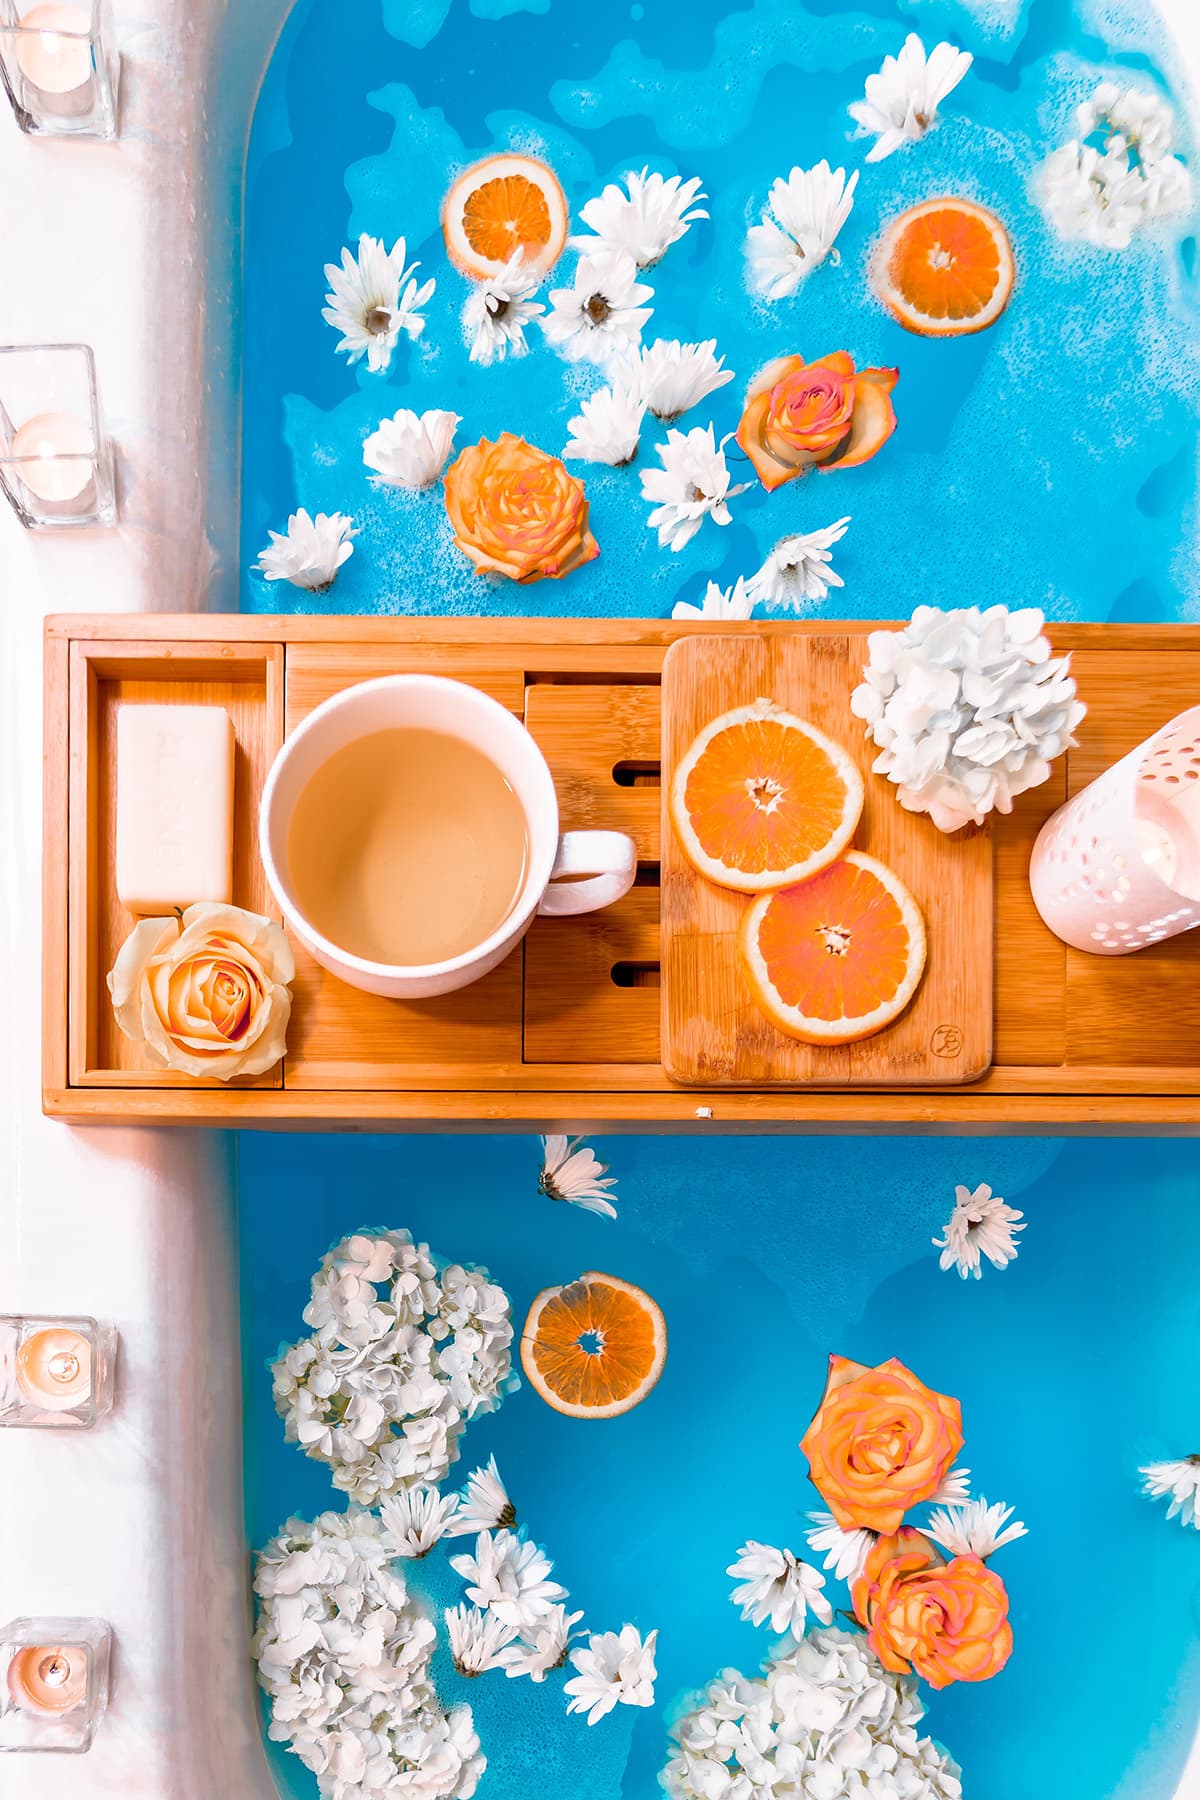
<box><xmin>742</xmin><ymin>851</ymin><xmax>927</xmax><ymax>1043</ymax></box>
<box><xmin>521</xmin><ymin>1271</ymin><xmax>667</xmax><ymax>1420</ymax></box>
<box><xmin>871</xmin><ymin>198</ymin><xmax>1015</xmax><ymax>337</ymax></box>
<box><xmin>442</xmin><ymin>153</ymin><xmax>569</xmax><ymax>282</ymax></box>
<box><xmin>670</xmin><ymin>700</ymin><xmax>865</xmax><ymax>893</ymax></box>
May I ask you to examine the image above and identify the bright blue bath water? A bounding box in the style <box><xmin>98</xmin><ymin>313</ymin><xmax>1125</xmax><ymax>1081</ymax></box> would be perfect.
<box><xmin>238</xmin><ymin>1133</ymin><xmax>1200</xmax><ymax>1799</ymax></box>
<box><xmin>239</xmin><ymin>0</ymin><xmax>1200</xmax><ymax>624</ymax></box>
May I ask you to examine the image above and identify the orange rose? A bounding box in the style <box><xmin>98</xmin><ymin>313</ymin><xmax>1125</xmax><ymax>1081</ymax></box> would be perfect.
<box><xmin>800</xmin><ymin>1354</ymin><xmax>963</xmax><ymax>1533</ymax></box>
<box><xmin>443</xmin><ymin>431</ymin><xmax>599</xmax><ymax>583</ymax></box>
<box><xmin>736</xmin><ymin>352</ymin><xmax>898</xmax><ymax>490</ymax></box>
<box><xmin>852</xmin><ymin>1527</ymin><xmax>1013</xmax><ymax>1688</ymax></box>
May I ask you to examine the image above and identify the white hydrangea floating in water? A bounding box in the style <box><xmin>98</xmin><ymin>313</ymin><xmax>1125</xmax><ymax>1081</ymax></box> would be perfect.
<box><xmin>671</xmin><ymin>576</ymin><xmax>755</xmax><ymax>622</ymax></box>
<box><xmin>1038</xmin><ymin>80</ymin><xmax>1193</xmax><ymax>251</ymax></box>
<box><xmin>462</xmin><ymin>251</ymin><xmax>545</xmax><ymax>365</ymax></box>
<box><xmin>636</xmin><ymin>338</ymin><xmax>734</xmax><ymax>423</ymax></box>
<box><xmin>849</xmin><ymin>33</ymin><xmax>973</xmax><ymax>163</ymax></box>
<box><xmin>542</xmin><ymin>250</ymin><xmax>654</xmax><ymax>365</ymax></box>
<box><xmin>363</xmin><ymin>408</ymin><xmax>459</xmax><ymax>490</ymax></box>
<box><xmin>746</xmin><ymin>518</ymin><xmax>851</xmax><ymax>612</ymax></box>
<box><xmin>256</xmin><ymin>508</ymin><xmax>356</xmax><ymax>591</ymax></box>
<box><xmin>933</xmin><ymin>1180</ymin><xmax>1026</xmax><ymax>1279</ymax></box>
<box><xmin>565</xmin><ymin>1624</ymin><xmax>658</xmax><ymax>1725</ymax></box>
<box><xmin>322</xmin><ymin>233</ymin><xmax>435</xmax><ymax>373</ymax></box>
<box><xmin>562</xmin><ymin>381</ymin><xmax>645</xmax><ymax>468</ymax></box>
<box><xmin>925</xmin><ymin>1497</ymin><xmax>1028</xmax><ymax>1560</ymax></box>
<box><xmin>850</xmin><ymin>605</ymin><xmax>1086</xmax><ymax>833</ymax></box>
<box><xmin>571</xmin><ymin>167</ymin><xmax>708</xmax><ymax>269</ymax></box>
<box><xmin>1141</xmin><ymin>1456</ymin><xmax>1200</xmax><ymax>1529</ymax></box>
<box><xmin>727</xmin><ymin>1540</ymin><xmax>833</xmax><ymax>1636</ymax></box>
<box><xmin>641</xmin><ymin>424</ymin><xmax>749</xmax><ymax>553</ymax></box>
<box><xmin>744</xmin><ymin>162</ymin><xmax>859</xmax><ymax>299</ymax></box>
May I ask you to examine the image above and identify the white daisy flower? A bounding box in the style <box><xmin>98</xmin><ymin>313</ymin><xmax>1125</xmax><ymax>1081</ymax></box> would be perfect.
<box><xmin>928</xmin><ymin>1464</ymin><xmax>973</xmax><ymax>1506</ymax></box>
<box><xmin>255</xmin><ymin>509</ymin><xmax>356</xmax><ymax>592</ymax></box>
<box><xmin>572</xmin><ymin>166</ymin><xmax>708</xmax><ymax>268</ymax></box>
<box><xmin>322</xmin><ymin>233</ymin><xmax>435</xmax><ymax>372</ymax></box>
<box><xmin>849</xmin><ymin>33</ymin><xmax>973</xmax><ymax>163</ymax></box>
<box><xmin>727</xmin><ymin>1541</ymin><xmax>833</xmax><ymax>1637</ymax></box>
<box><xmin>363</xmin><ymin>407</ymin><xmax>459</xmax><ymax>490</ymax></box>
<box><xmin>444</xmin><ymin>1602</ymin><xmax>518</xmax><ymax>1676</ymax></box>
<box><xmin>933</xmin><ymin>1181</ymin><xmax>1025</xmax><ymax>1279</ymax></box>
<box><xmin>563</xmin><ymin>382</ymin><xmax>646</xmax><ymax>467</ymax></box>
<box><xmin>564</xmin><ymin>1625</ymin><xmax>657</xmax><ymax>1726</ymax></box>
<box><xmin>925</xmin><ymin>1497</ymin><xmax>1028</xmax><ymax>1560</ymax></box>
<box><xmin>1141</xmin><ymin>1456</ymin><xmax>1200</xmax><ymax>1529</ymax></box>
<box><xmin>746</xmin><ymin>519</ymin><xmax>851</xmax><ymax>611</ymax></box>
<box><xmin>463</xmin><ymin>251</ymin><xmax>545</xmax><ymax>365</ymax></box>
<box><xmin>448</xmin><ymin>1455</ymin><xmax>516</xmax><ymax>1536</ymax></box>
<box><xmin>449</xmin><ymin>1529</ymin><xmax>568</xmax><ymax>1631</ymax></box>
<box><xmin>538</xmin><ymin>1134</ymin><xmax>618</xmax><ymax>1219</ymax></box>
<box><xmin>640</xmin><ymin>424</ymin><xmax>749</xmax><ymax>553</ymax></box>
<box><xmin>498</xmin><ymin>1604</ymin><xmax>585</xmax><ymax>1682</ymax></box>
<box><xmin>671</xmin><ymin>577</ymin><xmax>755</xmax><ymax>622</ymax></box>
<box><xmin>745</xmin><ymin>163</ymin><xmax>859</xmax><ymax>299</ymax></box>
<box><xmin>805</xmin><ymin>1511</ymin><xmax>876</xmax><ymax>1584</ymax></box>
<box><xmin>378</xmin><ymin>1484</ymin><xmax>460</xmax><ymax>1558</ymax></box>
<box><xmin>542</xmin><ymin>251</ymin><xmax>654</xmax><ymax>365</ymax></box>
<box><xmin>637</xmin><ymin>339</ymin><xmax>734</xmax><ymax>423</ymax></box>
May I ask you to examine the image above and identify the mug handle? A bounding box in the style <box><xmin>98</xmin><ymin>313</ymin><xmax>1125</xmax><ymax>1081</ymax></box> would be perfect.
<box><xmin>538</xmin><ymin>830</ymin><xmax>637</xmax><ymax>917</ymax></box>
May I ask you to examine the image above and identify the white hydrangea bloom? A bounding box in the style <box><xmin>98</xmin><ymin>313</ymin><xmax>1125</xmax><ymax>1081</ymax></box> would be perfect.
<box><xmin>746</xmin><ymin>519</ymin><xmax>851</xmax><ymax>611</ymax></box>
<box><xmin>925</xmin><ymin>1497</ymin><xmax>1028</xmax><ymax>1560</ymax></box>
<box><xmin>562</xmin><ymin>382</ymin><xmax>645</xmax><ymax>467</ymax></box>
<box><xmin>256</xmin><ymin>509</ymin><xmax>356</xmax><ymax>592</ymax></box>
<box><xmin>671</xmin><ymin>577</ymin><xmax>755</xmax><ymax>622</ymax></box>
<box><xmin>462</xmin><ymin>251</ymin><xmax>545</xmax><ymax>364</ymax></box>
<box><xmin>572</xmin><ymin>167</ymin><xmax>708</xmax><ymax>268</ymax></box>
<box><xmin>363</xmin><ymin>409</ymin><xmax>459</xmax><ymax>490</ymax></box>
<box><xmin>1038</xmin><ymin>81</ymin><xmax>1193</xmax><ymax>250</ymax></box>
<box><xmin>933</xmin><ymin>1180</ymin><xmax>1025</xmax><ymax>1278</ymax></box>
<box><xmin>637</xmin><ymin>338</ymin><xmax>734</xmax><ymax>423</ymax></box>
<box><xmin>727</xmin><ymin>1541</ymin><xmax>833</xmax><ymax>1636</ymax></box>
<box><xmin>449</xmin><ymin>1529</ymin><xmax>568</xmax><ymax>1631</ymax></box>
<box><xmin>745</xmin><ymin>163</ymin><xmax>858</xmax><ymax>299</ymax></box>
<box><xmin>322</xmin><ymin>234</ymin><xmax>435</xmax><ymax>373</ymax></box>
<box><xmin>641</xmin><ymin>424</ymin><xmax>749</xmax><ymax>553</ymax></box>
<box><xmin>1142</xmin><ymin>1456</ymin><xmax>1200</xmax><ymax>1529</ymax></box>
<box><xmin>849</xmin><ymin>33</ymin><xmax>973</xmax><ymax>162</ymax></box>
<box><xmin>565</xmin><ymin>1624</ymin><xmax>658</xmax><ymax>1725</ymax></box>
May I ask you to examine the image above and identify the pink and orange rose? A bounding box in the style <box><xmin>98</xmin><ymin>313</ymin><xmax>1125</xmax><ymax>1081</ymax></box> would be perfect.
<box><xmin>852</xmin><ymin>1527</ymin><xmax>1014</xmax><ymax>1689</ymax></box>
<box><xmin>800</xmin><ymin>1354</ymin><xmax>963</xmax><ymax>1535</ymax></box>
<box><xmin>736</xmin><ymin>352</ymin><xmax>898</xmax><ymax>490</ymax></box>
<box><xmin>443</xmin><ymin>431</ymin><xmax>598</xmax><ymax>583</ymax></box>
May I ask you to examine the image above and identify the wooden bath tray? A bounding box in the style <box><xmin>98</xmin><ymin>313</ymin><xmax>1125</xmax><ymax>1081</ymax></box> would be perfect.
<box><xmin>42</xmin><ymin>615</ymin><xmax>1200</xmax><ymax>1129</ymax></box>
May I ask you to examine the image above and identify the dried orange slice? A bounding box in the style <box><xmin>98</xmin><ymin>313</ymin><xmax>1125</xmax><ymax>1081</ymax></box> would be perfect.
<box><xmin>670</xmin><ymin>700</ymin><xmax>864</xmax><ymax>893</ymax></box>
<box><xmin>742</xmin><ymin>851</ymin><xmax>926</xmax><ymax>1043</ymax></box>
<box><xmin>520</xmin><ymin>1271</ymin><xmax>667</xmax><ymax>1420</ymax></box>
<box><xmin>871</xmin><ymin>198</ymin><xmax>1014</xmax><ymax>337</ymax></box>
<box><xmin>442</xmin><ymin>154</ymin><xmax>568</xmax><ymax>282</ymax></box>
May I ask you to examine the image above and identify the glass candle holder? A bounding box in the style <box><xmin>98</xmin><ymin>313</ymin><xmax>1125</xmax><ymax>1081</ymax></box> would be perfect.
<box><xmin>0</xmin><ymin>1315</ymin><xmax>116</xmax><ymax>1429</ymax></box>
<box><xmin>0</xmin><ymin>1620</ymin><xmax>111</xmax><ymax>1753</ymax></box>
<box><xmin>0</xmin><ymin>344</ymin><xmax>115</xmax><ymax>528</ymax></box>
<box><xmin>0</xmin><ymin>0</ymin><xmax>117</xmax><ymax>138</ymax></box>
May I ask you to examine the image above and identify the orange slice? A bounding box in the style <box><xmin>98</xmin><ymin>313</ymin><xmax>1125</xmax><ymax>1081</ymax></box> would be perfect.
<box><xmin>521</xmin><ymin>1271</ymin><xmax>667</xmax><ymax>1420</ymax></box>
<box><xmin>871</xmin><ymin>198</ymin><xmax>1014</xmax><ymax>337</ymax></box>
<box><xmin>670</xmin><ymin>700</ymin><xmax>865</xmax><ymax>894</ymax></box>
<box><xmin>442</xmin><ymin>154</ymin><xmax>569</xmax><ymax>282</ymax></box>
<box><xmin>742</xmin><ymin>851</ymin><xmax>927</xmax><ymax>1043</ymax></box>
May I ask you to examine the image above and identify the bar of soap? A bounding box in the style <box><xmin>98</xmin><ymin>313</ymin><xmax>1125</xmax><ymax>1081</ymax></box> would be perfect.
<box><xmin>115</xmin><ymin>704</ymin><xmax>235</xmax><ymax>913</ymax></box>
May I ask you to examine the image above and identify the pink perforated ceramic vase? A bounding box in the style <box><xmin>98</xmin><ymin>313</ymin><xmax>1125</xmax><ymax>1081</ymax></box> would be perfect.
<box><xmin>1030</xmin><ymin>706</ymin><xmax>1200</xmax><ymax>954</ymax></box>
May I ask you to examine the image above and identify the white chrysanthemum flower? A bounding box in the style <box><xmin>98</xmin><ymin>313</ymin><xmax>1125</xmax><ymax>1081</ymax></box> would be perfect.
<box><xmin>745</xmin><ymin>162</ymin><xmax>859</xmax><ymax>299</ymax></box>
<box><xmin>322</xmin><ymin>233</ymin><xmax>435</xmax><ymax>372</ymax></box>
<box><xmin>671</xmin><ymin>577</ymin><xmax>755</xmax><ymax>622</ymax></box>
<box><xmin>450</xmin><ymin>1530</ymin><xmax>568</xmax><ymax>1631</ymax></box>
<box><xmin>564</xmin><ymin>1625</ymin><xmax>657</xmax><ymax>1726</ymax></box>
<box><xmin>462</xmin><ymin>251</ymin><xmax>545</xmax><ymax>365</ymax></box>
<box><xmin>444</xmin><ymin>1603</ymin><xmax>518</xmax><ymax>1677</ymax></box>
<box><xmin>542</xmin><ymin>251</ymin><xmax>654</xmax><ymax>365</ymax></box>
<box><xmin>1142</xmin><ymin>1456</ymin><xmax>1200</xmax><ymax>1529</ymax></box>
<box><xmin>849</xmin><ymin>33</ymin><xmax>973</xmax><ymax>162</ymax></box>
<box><xmin>255</xmin><ymin>509</ymin><xmax>356</xmax><ymax>592</ymax></box>
<box><xmin>572</xmin><ymin>167</ymin><xmax>708</xmax><ymax>268</ymax></box>
<box><xmin>746</xmin><ymin>518</ymin><xmax>851</xmax><ymax>612</ymax></box>
<box><xmin>379</xmin><ymin>1484</ymin><xmax>460</xmax><ymax>1558</ymax></box>
<box><xmin>563</xmin><ymin>382</ymin><xmax>646</xmax><ymax>467</ymax></box>
<box><xmin>850</xmin><ymin>605</ymin><xmax>1086</xmax><ymax>832</ymax></box>
<box><xmin>637</xmin><ymin>339</ymin><xmax>734</xmax><ymax>423</ymax></box>
<box><xmin>928</xmin><ymin>1464</ymin><xmax>973</xmax><ymax>1505</ymax></box>
<box><xmin>727</xmin><ymin>1541</ymin><xmax>833</xmax><ymax>1636</ymax></box>
<box><xmin>363</xmin><ymin>408</ymin><xmax>459</xmax><ymax>490</ymax></box>
<box><xmin>498</xmin><ymin>1605</ymin><xmax>585</xmax><ymax>1682</ymax></box>
<box><xmin>448</xmin><ymin>1455</ymin><xmax>516</xmax><ymax>1536</ymax></box>
<box><xmin>933</xmin><ymin>1180</ymin><xmax>1025</xmax><ymax>1278</ymax></box>
<box><xmin>1038</xmin><ymin>81</ymin><xmax>1193</xmax><ymax>251</ymax></box>
<box><xmin>926</xmin><ymin>1497</ymin><xmax>1028</xmax><ymax>1560</ymax></box>
<box><xmin>805</xmin><ymin>1511</ymin><xmax>876</xmax><ymax>1584</ymax></box>
<box><xmin>641</xmin><ymin>424</ymin><xmax>749</xmax><ymax>553</ymax></box>
<box><xmin>538</xmin><ymin>1134</ymin><xmax>618</xmax><ymax>1219</ymax></box>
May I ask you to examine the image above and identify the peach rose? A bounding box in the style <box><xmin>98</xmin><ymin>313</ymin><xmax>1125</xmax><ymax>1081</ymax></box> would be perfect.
<box><xmin>800</xmin><ymin>1354</ymin><xmax>963</xmax><ymax>1533</ymax></box>
<box><xmin>107</xmin><ymin>902</ymin><xmax>294</xmax><ymax>1079</ymax></box>
<box><xmin>443</xmin><ymin>431</ymin><xmax>599</xmax><ymax>582</ymax></box>
<box><xmin>852</xmin><ymin>1527</ymin><xmax>1013</xmax><ymax>1688</ymax></box>
<box><xmin>736</xmin><ymin>352</ymin><xmax>898</xmax><ymax>490</ymax></box>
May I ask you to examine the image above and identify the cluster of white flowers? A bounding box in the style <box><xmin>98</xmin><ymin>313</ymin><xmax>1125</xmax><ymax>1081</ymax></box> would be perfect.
<box><xmin>933</xmin><ymin>1180</ymin><xmax>1026</xmax><ymax>1279</ymax></box>
<box><xmin>271</xmin><ymin>1231</ymin><xmax>516</xmax><ymax>1505</ymax></box>
<box><xmin>745</xmin><ymin>162</ymin><xmax>858</xmax><ymax>299</ymax></box>
<box><xmin>663</xmin><ymin>1627</ymin><xmax>961</xmax><ymax>1800</ymax></box>
<box><xmin>1039</xmin><ymin>81</ymin><xmax>1193</xmax><ymax>251</ymax></box>
<box><xmin>563</xmin><ymin>340</ymin><xmax>734</xmax><ymax>467</ymax></box>
<box><xmin>253</xmin><ymin>1509</ymin><xmax>484</xmax><ymax>1800</ymax></box>
<box><xmin>850</xmin><ymin>605</ymin><xmax>1086</xmax><ymax>833</ymax></box>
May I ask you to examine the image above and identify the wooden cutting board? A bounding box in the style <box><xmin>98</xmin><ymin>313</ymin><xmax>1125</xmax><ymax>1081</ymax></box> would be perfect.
<box><xmin>660</xmin><ymin>632</ymin><xmax>993</xmax><ymax>1087</ymax></box>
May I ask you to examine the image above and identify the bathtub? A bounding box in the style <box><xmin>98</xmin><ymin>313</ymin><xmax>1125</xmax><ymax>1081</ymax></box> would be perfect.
<box><xmin>1</xmin><ymin>2</ymin><xmax>1200</xmax><ymax>1796</ymax></box>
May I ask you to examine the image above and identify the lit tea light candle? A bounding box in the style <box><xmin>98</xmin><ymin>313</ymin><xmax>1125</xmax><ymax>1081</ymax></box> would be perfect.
<box><xmin>16</xmin><ymin>1326</ymin><xmax>92</xmax><ymax>1411</ymax></box>
<box><xmin>6</xmin><ymin>1644</ymin><xmax>89</xmax><ymax>1716</ymax></box>
<box><xmin>10</xmin><ymin>410</ymin><xmax>93</xmax><ymax>504</ymax></box>
<box><xmin>14</xmin><ymin>4</ymin><xmax>93</xmax><ymax>96</ymax></box>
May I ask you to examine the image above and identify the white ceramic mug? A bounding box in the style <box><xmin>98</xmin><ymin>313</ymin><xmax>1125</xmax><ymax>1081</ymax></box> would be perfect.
<box><xmin>258</xmin><ymin>674</ymin><xmax>637</xmax><ymax>998</ymax></box>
